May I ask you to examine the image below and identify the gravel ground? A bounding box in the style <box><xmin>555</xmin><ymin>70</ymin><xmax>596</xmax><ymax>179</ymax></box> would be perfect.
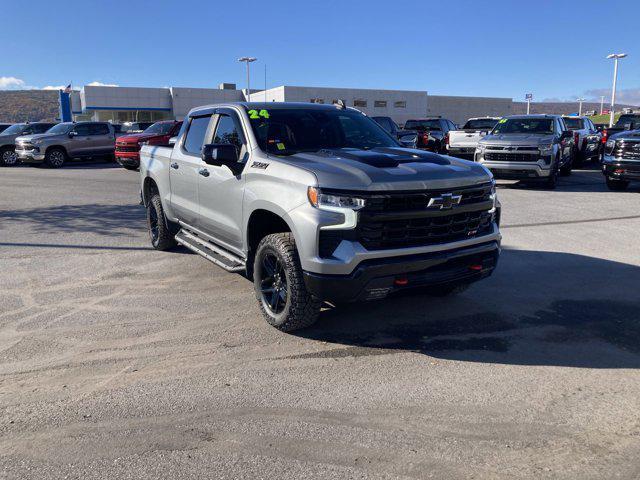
<box><xmin>1</xmin><ymin>161</ymin><xmax>639</xmax><ymax>479</ymax></box>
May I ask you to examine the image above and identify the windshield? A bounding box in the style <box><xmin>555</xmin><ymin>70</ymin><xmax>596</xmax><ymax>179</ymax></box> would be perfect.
<box><xmin>46</xmin><ymin>123</ymin><xmax>74</xmax><ymax>134</ymax></box>
<box><xmin>246</xmin><ymin>108</ymin><xmax>399</xmax><ymax>155</ymax></box>
<box><xmin>563</xmin><ymin>118</ymin><xmax>582</xmax><ymax>129</ymax></box>
<box><xmin>143</xmin><ymin>122</ymin><xmax>178</xmax><ymax>135</ymax></box>
<box><xmin>492</xmin><ymin>118</ymin><xmax>554</xmax><ymax>134</ymax></box>
<box><xmin>0</xmin><ymin>124</ymin><xmax>26</xmax><ymax>135</ymax></box>
<box><xmin>404</xmin><ymin>120</ymin><xmax>441</xmax><ymax>131</ymax></box>
<box><xmin>463</xmin><ymin>119</ymin><xmax>499</xmax><ymax>130</ymax></box>
<box><xmin>616</xmin><ymin>115</ymin><xmax>640</xmax><ymax>127</ymax></box>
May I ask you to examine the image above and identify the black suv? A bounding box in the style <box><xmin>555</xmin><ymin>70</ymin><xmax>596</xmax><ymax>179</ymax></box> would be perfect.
<box><xmin>403</xmin><ymin>117</ymin><xmax>457</xmax><ymax>153</ymax></box>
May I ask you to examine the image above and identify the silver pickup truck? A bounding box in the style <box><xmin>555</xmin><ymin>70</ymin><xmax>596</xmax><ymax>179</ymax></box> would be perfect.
<box><xmin>447</xmin><ymin>117</ymin><xmax>500</xmax><ymax>160</ymax></box>
<box><xmin>140</xmin><ymin>102</ymin><xmax>501</xmax><ymax>331</ymax></box>
<box><xmin>602</xmin><ymin>129</ymin><xmax>640</xmax><ymax>190</ymax></box>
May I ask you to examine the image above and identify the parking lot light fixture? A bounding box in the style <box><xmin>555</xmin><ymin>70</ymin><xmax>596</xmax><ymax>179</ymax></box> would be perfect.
<box><xmin>606</xmin><ymin>53</ymin><xmax>627</xmax><ymax>127</ymax></box>
<box><xmin>577</xmin><ymin>98</ymin><xmax>585</xmax><ymax>116</ymax></box>
<box><xmin>238</xmin><ymin>57</ymin><xmax>257</xmax><ymax>102</ymax></box>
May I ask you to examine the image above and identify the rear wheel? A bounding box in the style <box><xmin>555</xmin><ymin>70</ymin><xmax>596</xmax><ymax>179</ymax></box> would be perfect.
<box><xmin>0</xmin><ymin>147</ymin><xmax>18</xmax><ymax>167</ymax></box>
<box><xmin>44</xmin><ymin>148</ymin><xmax>66</xmax><ymax>168</ymax></box>
<box><xmin>254</xmin><ymin>233</ymin><xmax>321</xmax><ymax>332</ymax></box>
<box><xmin>606</xmin><ymin>177</ymin><xmax>629</xmax><ymax>191</ymax></box>
<box><xmin>147</xmin><ymin>194</ymin><xmax>177</xmax><ymax>250</ymax></box>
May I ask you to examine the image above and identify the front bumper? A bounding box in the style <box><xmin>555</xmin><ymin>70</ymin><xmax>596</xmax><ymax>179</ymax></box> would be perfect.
<box><xmin>16</xmin><ymin>148</ymin><xmax>45</xmax><ymax>162</ymax></box>
<box><xmin>602</xmin><ymin>155</ymin><xmax>640</xmax><ymax>181</ymax></box>
<box><xmin>115</xmin><ymin>153</ymin><xmax>141</xmax><ymax>167</ymax></box>
<box><xmin>476</xmin><ymin>156</ymin><xmax>552</xmax><ymax>179</ymax></box>
<box><xmin>446</xmin><ymin>146</ymin><xmax>476</xmax><ymax>159</ymax></box>
<box><xmin>303</xmin><ymin>241</ymin><xmax>500</xmax><ymax>302</ymax></box>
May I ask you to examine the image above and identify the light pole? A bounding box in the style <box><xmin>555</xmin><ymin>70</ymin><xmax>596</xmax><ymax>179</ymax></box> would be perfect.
<box><xmin>238</xmin><ymin>57</ymin><xmax>257</xmax><ymax>101</ymax></box>
<box><xmin>606</xmin><ymin>53</ymin><xmax>627</xmax><ymax>127</ymax></box>
<box><xmin>576</xmin><ymin>98</ymin><xmax>585</xmax><ymax>116</ymax></box>
<box><xmin>600</xmin><ymin>96</ymin><xmax>605</xmax><ymax>115</ymax></box>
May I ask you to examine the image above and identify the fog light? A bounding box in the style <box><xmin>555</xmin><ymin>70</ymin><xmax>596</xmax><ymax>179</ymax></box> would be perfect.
<box><xmin>469</xmin><ymin>264</ymin><xmax>483</xmax><ymax>271</ymax></box>
<box><xmin>614</xmin><ymin>169</ymin><xmax>625</xmax><ymax>174</ymax></box>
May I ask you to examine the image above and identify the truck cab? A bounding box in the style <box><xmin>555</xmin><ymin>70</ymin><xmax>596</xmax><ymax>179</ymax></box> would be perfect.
<box><xmin>140</xmin><ymin>102</ymin><xmax>501</xmax><ymax>331</ymax></box>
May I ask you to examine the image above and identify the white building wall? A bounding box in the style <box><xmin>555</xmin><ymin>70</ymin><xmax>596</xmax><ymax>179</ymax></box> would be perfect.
<box><xmin>82</xmin><ymin>86</ymin><xmax>172</xmax><ymax>111</ymax></box>
<box><xmin>171</xmin><ymin>87</ymin><xmax>244</xmax><ymax>119</ymax></box>
<box><xmin>426</xmin><ymin>95</ymin><xmax>514</xmax><ymax>124</ymax></box>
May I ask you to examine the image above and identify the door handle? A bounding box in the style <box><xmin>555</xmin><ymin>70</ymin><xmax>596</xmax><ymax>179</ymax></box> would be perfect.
<box><xmin>170</xmin><ymin>162</ymin><xmax>179</xmax><ymax>169</ymax></box>
<box><xmin>198</xmin><ymin>168</ymin><xmax>210</xmax><ymax>177</ymax></box>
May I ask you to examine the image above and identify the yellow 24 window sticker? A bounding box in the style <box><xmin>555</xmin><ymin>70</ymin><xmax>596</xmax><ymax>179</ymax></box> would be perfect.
<box><xmin>498</xmin><ymin>118</ymin><xmax>507</xmax><ymax>124</ymax></box>
<box><xmin>248</xmin><ymin>109</ymin><xmax>270</xmax><ymax>119</ymax></box>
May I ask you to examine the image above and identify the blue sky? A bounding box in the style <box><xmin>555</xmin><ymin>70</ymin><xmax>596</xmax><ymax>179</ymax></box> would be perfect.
<box><xmin>2</xmin><ymin>0</ymin><xmax>639</xmax><ymax>104</ymax></box>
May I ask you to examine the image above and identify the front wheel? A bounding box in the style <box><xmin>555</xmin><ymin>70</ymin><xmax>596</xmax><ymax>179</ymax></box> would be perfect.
<box><xmin>560</xmin><ymin>156</ymin><xmax>573</xmax><ymax>176</ymax></box>
<box><xmin>147</xmin><ymin>194</ymin><xmax>177</xmax><ymax>250</ymax></box>
<box><xmin>254</xmin><ymin>233</ymin><xmax>321</xmax><ymax>332</ymax></box>
<box><xmin>606</xmin><ymin>177</ymin><xmax>629</xmax><ymax>191</ymax></box>
<box><xmin>542</xmin><ymin>161</ymin><xmax>559</xmax><ymax>190</ymax></box>
<box><xmin>0</xmin><ymin>147</ymin><xmax>18</xmax><ymax>167</ymax></box>
<box><xmin>44</xmin><ymin>148</ymin><xmax>67</xmax><ymax>168</ymax></box>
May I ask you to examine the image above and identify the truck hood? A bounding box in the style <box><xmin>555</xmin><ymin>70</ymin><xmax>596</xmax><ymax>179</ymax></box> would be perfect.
<box><xmin>117</xmin><ymin>133</ymin><xmax>161</xmax><ymax>143</ymax></box>
<box><xmin>275</xmin><ymin>147</ymin><xmax>492</xmax><ymax>191</ymax></box>
<box><xmin>16</xmin><ymin>132</ymin><xmax>65</xmax><ymax>143</ymax></box>
<box><xmin>0</xmin><ymin>133</ymin><xmax>23</xmax><ymax>146</ymax></box>
<box><xmin>480</xmin><ymin>133</ymin><xmax>554</xmax><ymax>146</ymax></box>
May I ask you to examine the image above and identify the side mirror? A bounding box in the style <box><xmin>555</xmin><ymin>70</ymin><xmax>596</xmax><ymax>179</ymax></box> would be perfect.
<box><xmin>68</xmin><ymin>131</ymin><xmax>77</xmax><ymax>138</ymax></box>
<box><xmin>201</xmin><ymin>143</ymin><xmax>241</xmax><ymax>174</ymax></box>
<box><xmin>168</xmin><ymin>136</ymin><xmax>177</xmax><ymax>146</ymax></box>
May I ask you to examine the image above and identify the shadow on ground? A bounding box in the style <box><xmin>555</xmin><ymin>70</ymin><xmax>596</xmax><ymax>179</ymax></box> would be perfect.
<box><xmin>0</xmin><ymin>203</ymin><xmax>146</xmax><ymax>235</ymax></box>
<box><xmin>295</xmin><ymin>249</ymin><xmax>640</xmax><ymax>369</ymax></box>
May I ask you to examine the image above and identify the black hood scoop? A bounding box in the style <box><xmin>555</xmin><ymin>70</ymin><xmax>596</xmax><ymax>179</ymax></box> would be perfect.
<box><xmin>316</xmin><ymin>148</ymin><xmax>450</xmax><ymax>168</ymax></box>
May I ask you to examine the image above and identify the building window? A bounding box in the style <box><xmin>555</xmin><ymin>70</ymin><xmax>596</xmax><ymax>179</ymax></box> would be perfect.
<box><xmin>310</xmin><ymin>98</ymin><xmax>324</xmax><ymax>104</ymax></box>
<box><xmin>394</xmin><ymin>101</ymin><xmax>407</xmax><ymax>108</ymax></box>
<box><xmin>353</xmin><ymin>99</ymin><xmax>367</xmax><ymax>108</ymax></box>
<box><xmin>374</xmin><ymin>100</ymin><xmax>387</xmax><ymax>108</ymax></box>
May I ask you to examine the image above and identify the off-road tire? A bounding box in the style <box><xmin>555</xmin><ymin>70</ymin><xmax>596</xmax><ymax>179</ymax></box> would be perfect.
<box><xmin>560</xmin><ymin>157</ymin><xmax>572</xmax><ymax>176</ymax></box>
<box><xmin>541</xmin><ymin>158</ymin><xmax>559</xmax><ymax>189</ymax></box>
<box><xmin>606</xmin><ymin>177</ymin><xmax>629</xmax><ymax>191</ymax></box>
<box><xmin>426</xmin><ymin>282</ymin><xmax>470</xmax><ymax>297</ymax></box>
<box><xmin>254</xmin><ymin>233</ymin><xmax>321</xmax><ymax>332</ymax></box>
<box><xmin>0</xmin><ymin>146</ymin><xmax>18</xmax><ymax>167</ymax></box>
<box><xmin>147</xmin><ymin>194</ymin><xmax>177</xmax><ymax>251</ymax></box>
<box><xmin>44</xmin><ymin>147</ymin><xmax>67</xmax><ymax>168</ymax></box>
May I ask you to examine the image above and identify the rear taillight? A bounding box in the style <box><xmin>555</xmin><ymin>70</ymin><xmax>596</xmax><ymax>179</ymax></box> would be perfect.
<box><xmin>445</xmin><ymin>133</ymin><xmax>450</xmax><ymax>146</ymax></box>
<box><xmin>574</xmin><ymin>132</ymin><xmax>579</xmax><ymax>146</ymax></box>
<box><xmin>420</xmin><ymin>132</ymin><xmax>429</xmax><ymax>145</ymax></box>
<box><xmin>602</xmin><ymin>129</ymin><xmax>608</xmax><ymax>144</ymax></box>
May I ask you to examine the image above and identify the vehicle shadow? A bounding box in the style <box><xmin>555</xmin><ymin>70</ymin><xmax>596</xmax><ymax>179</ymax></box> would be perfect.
<box><xmin>0</xmin><ymin>203</ymin><xmax>147</xmax><ymax>235</ymax></box>
<box><xmin>296</xmin><ymin>249</ymin><xmax>640</xmax><ymax>369</ymax></box>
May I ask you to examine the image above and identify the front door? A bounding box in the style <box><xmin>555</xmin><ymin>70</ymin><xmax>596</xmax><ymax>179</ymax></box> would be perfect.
<box><xmin>197</xmin><ymin>110</ymin><xmax>246</xmax><ymax>251</ymax></box>
<box><xmin>169</xmin><ymin>114</ymin><xmax>212</xmax><ymax>227</ymax></box>
<box><xmin>68</xmin><ymin>123</ymin><xmax>93</xmax><ymax>157</ymax></box>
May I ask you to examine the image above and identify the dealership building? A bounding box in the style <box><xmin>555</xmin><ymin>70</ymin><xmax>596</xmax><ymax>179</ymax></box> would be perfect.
<box><xmin>66</xmin><ymin>83</ymin><xmax>514</xmax><ymax>125</ymax></box>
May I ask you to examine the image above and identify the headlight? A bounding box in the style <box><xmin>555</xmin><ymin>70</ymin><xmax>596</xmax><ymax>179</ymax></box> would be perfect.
<box><xmin>539</xmin><ymin>144</ymin><xmax>553</xmax><ymax>155</ymax></box>
<box><xmin>307</xmin><ymin>187</ymin><xmax>365</xmax><ymax>210</ymax></box>
<box><xmin>605</xmin><ymin>139</ymin><xmax>616</xmax><ymax>155</ymax></box>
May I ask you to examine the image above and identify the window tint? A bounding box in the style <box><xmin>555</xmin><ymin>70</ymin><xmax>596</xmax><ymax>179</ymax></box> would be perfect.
<box><xmin>74</xmin><ymin>124</ymin><xmax>92</xmax><ymax>136</ymax></box>
<box><xmin>463</xmin><ymin>119</ymin><xmax>499</xmax><ymax>130</ymax></box>
<box><xmin>183</xmin><ymin>115</ymin><xmax>211</xmax><ymax>154</ymax></box>
<box><xmin>563</xmin><ymin>117</ymin><xmax>582</xmax><ymax>130</ymax></box>
<box><xmin>372</xmin><ymin>117</ymin><xmax>393</xmax><ymax>132</ymax></box>
<box><xmin>90</xmin><ymin>124</ymin><xmax>110</xmax><ymax>135</ymax></box>
<box><xmin>33</xmin><ymin>124</ymin><xmax>50</xmax><ymax>133</ymax></box>
<box><xmin>404</xmin><ymin>119</ymin><xmax>441</xmax><ymax>131</ymax></box>
<box><xmin>213</xmin><ymin>115</ymin><xmax>242</xmax><ymax>149</ymax></box>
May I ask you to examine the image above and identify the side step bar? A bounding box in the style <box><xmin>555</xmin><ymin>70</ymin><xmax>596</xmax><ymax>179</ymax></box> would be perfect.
<box><xmin>175</xmin><ymin>229</ymin><xmax>246</xmax><ymax>272</ymax></box>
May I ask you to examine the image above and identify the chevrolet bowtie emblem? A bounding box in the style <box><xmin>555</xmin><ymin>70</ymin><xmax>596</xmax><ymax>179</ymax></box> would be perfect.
<box><xmin>427</xmin><ymin>193</ymin><xmax>462</xmax><ymax>210</ymax></box>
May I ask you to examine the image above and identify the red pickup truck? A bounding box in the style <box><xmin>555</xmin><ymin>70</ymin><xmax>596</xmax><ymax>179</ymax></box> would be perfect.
<box><xmin>115</xmin><ymin>120</ymin><xmax>182</xmax><ymax>170</ymax></box>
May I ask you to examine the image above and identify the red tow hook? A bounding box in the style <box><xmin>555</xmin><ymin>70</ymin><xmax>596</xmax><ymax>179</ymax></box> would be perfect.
<box><xmin>469</xmin><ymin>264</ymin><xmax>483</xmax><ymax>271</ymax></box>
<box><xmin>394</xmin><ymin>277</ymin><xmax>409</xmax><ymax>286</ymax></box>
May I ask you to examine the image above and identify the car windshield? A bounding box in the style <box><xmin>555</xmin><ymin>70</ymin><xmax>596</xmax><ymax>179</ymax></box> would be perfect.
<box><xmin>143</xmin><ymin>122</ymin><xmax>177</xmax><ymax>135</ymax></box>
<box><xmin>0</xmin><ymin>124</ymin><xmax>26</xmax><ymax>135</ymax></box>
<box><xmin>616</xmin><ymin>115</ymin><xmax>640</xmax><ymax>127</ymax></box>
<box><xmin>563</xmin><ymin>118</ymin><xmax>582</xmax><ymax>129</ymax></box>
<box><xmin>246</xmin><ymin>107</ymin><xmax>399</xmax><ymax>155</ymax></box>
<box><xmin>404</xmin><ymin>120</ymin><xmax>441</xmax><ymax>131</ymax></box>
<box><xmin>492</xmin><ymin>118</ymin><xmax>554</xmax><ymax>134</ymax></box>
<box><xmin>46</xmin><ymin>123</ymin><xmax>74</xmax><ymax>134</ymax></box>
<box><xmin>463</xmin><ymin>119</ymin><xmax>499</xmax><ymax>130</ymax></box>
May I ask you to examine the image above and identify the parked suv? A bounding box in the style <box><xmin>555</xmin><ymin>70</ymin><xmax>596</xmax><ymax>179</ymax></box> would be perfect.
<box><xmin>0</xmin><ymin>122</ymin><xmax>57</xmax><ymax>166</ymax></box>
<box><xmin>475</xmin><ymin>115</ymin><xmax>575</xmax><ymax>189</ymax></box>
<box><xmin>403</xmin><ymin>117</ymin><xmax>457</xmax><ymax>153</ymax></box>
<box><xmin>602</xmin><ymin>129</ymin><xmax>640</xmax><ymax>190</ymax></box>
<box><xmin>371</xmin><ymin>116</ymin><xmax>418</xmax><ymax>147</ymax></box>
<box><xmin>116</xmin><ymin>120</ymin><xmax>182</xmax><ymax>170</ymax></box>
<box><xmin>561</xmin><ymin>116</ymin><xmax>601</xmax><ymax>164</ymax></box>
<box><xmin>140</xmin><ymin>102</ymin><xmax>501</xmax><ymax>331</ymax></box>
<box><xmin>16</xmin><ymin>122</ymin><xmax>116</xmax><ymax>168</ymax></box>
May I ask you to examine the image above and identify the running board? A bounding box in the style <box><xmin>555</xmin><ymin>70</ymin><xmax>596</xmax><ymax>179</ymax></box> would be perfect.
<box><xmin>175</xmin><ymin>229</ymin><xmax>245</xmax><ymax>272</ymax></box>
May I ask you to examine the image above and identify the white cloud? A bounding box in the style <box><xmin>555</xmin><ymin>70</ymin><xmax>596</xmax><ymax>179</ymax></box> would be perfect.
<box><xmin>87</xmin><ymin>81</ymin><xmax>119</xmax><ymax>87</ymax></box>
<box><xmin>42</xmin><ymin>85</ymin><xmax>67</xmax><ymax>90</ymax></box>
<box><xmin>584</xmin><ymin>88</ymin><xmax>640</xmax><ymax>106</ymax></box>
<box><xmin>0</xmin><ymin>76</ymin><xmax>28</xmax><ymax>90</ymax></box>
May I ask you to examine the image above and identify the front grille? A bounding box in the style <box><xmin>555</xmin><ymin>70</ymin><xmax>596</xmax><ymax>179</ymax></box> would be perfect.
<box><xmin>349</xmin><ymin>184</ymin><xmax>494</xmax><ymax>250</ymax></box>
<box><xmin>484</xmin><ymin>152</ymin><xmax>539</xmax><ymax>162</ymax></box>
<box><xmin>116</xmin><ymin>144</ymin><xmax>139</xmax><ymax>153</ymax></box>
<box><xmin>15</xmin><ymin>143</ymin><xmax>32</xmax><ymax>151</ymax></box>
<box><xmin>614</xmin><ymin>141</ymin><xmax>640</xmax><ymax>160</ymax></box>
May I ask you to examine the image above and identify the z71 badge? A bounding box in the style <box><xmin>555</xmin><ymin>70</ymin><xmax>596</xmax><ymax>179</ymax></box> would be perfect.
<box><xmin>251</xmin><ymin>161</ymin><xmax>269</xmax><ymax>169</ymax></box>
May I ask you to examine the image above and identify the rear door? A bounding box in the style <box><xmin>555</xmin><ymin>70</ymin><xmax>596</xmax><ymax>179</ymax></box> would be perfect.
<box><xmin>169</xmin><ymin>113</ymin><xmax>213</xmax><ymax>227</ymax></box>
<box><xmin>89</xmin><ymin>123</ymin><xmax>115</xmax><ymax>155</ymax></box>
<box><xmin>197</xmin><ymin>109</ymin><xmax>247</xmax><ymax>251</ymax></box>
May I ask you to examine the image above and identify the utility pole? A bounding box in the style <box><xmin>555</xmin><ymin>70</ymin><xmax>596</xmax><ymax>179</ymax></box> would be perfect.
<box><xmin>600</xmin><ymin>96</ymin><xmax>605</xmax><ymax>115</ymax></box>
<box><xmin>525</xmin><ymin>93</ymin><xmax>533</xmax><ymax>114</ymax></box>
<box><xmin>606</xmin><ymin>53</ymin><xmax>627</xmax><ymax>127</ymax></box>
<box><xmin>577</xmin><ymin>98</ymin><xmax>585</xmax><ymax>116</ymax></box>
<box><xmin>238</xmin><ymin>57</ymin><xmax>257</xmax><ymax>101</ymax></box>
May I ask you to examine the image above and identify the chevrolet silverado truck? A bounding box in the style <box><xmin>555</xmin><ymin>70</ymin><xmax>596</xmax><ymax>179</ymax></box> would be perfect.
<box><xmin>140</xmin><ymin>102</ymin><xmax>501</xmax><ymax>331</ymax></box>
<box><xmin>447</xmin><ymin>117</ymin><xmax>500</xmax><ymax>160</ymax></box>
<box><xmin>475</xmin><ymin>115</ymin><xmax>575</xmax><ymax>189</ymax></box>
<box><xmin>0</xmin><ymin>122</ymin><xmax>56</xmax><ymax>166</ymax></box>
<box><xmin>403</xmin><ymin>117</ymin><xmax>457</xmax><ymax>153</ymax></box>
<box><xmin>602</xmin><ymin>129</ymin><xmax>640</xmax><ymax>190</ymax></box>
<box><xmin>116</xmin><ymin>120</ymin><xmax>182</xmax><ymax>170</ymax></box>
<box><xmin>16</xmin><ymin>122</ymin><xmax>116</xmax><ymax>168</ymax></box>
<box><xmin>600</xmin><ymin>113</ymin><xmax>640</xmax><ymax>152</ymax></box>
<box><xmin>371</xmin><ymin>116</ymin><xmax>418</xmax><ymax>147</ymax></box>
<box><xmin>561</xmin><ymin>116</ymin><xmax>601</xmax><ymax>164</ymax></box>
